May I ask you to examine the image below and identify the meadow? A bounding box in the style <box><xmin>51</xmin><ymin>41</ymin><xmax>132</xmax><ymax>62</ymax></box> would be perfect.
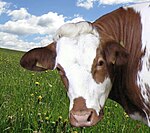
<box><xmin>0</xmin><ymin>48</ymin><xmax>150</xmax><ymax>133</ymax></box>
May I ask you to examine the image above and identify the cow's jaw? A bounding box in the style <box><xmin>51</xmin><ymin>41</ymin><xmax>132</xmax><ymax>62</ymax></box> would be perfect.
<box><xmin>54</xmin><ymin>22</ymin><xmax>112</xmax><ymax>127</ymax></box>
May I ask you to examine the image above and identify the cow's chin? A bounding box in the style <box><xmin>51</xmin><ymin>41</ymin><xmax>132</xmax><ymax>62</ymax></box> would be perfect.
<box><xmin>69</xmin><ymin>109</ymin><xmax>104</xmax><ymax>127</ymax></box>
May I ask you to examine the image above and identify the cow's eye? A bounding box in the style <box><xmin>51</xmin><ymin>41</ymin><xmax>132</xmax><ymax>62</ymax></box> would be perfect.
<box><xmin>97</xmin><ymin>60</ymin><xmax>104</xmax><ymax>66</ymax></box>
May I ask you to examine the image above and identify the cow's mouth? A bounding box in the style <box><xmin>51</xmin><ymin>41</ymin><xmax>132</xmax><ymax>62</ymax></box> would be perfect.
<box><xmin>69</xmin><ymin>109</ymin><xmax>104</xmax><ymax>127</ymax></box>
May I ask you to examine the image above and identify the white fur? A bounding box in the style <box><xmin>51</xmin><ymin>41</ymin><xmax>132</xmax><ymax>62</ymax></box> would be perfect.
<box><xmin>54</xmin><ymin>22</ymin><xmax>112</xmax><ymax>115</ymax></box>
<box><xmin>127</xmin><ymin>2</ymin><xmax>150</xmax><ymax>126</ymax></box>
<box><xmin>54</xmin><ymin>22</ymin><xmax>99</xmax><ymax>41</ymax></box>
<box><xmin>129</xmin><ymin>112</ymin><xmax>147</xmax><ymax>125</ymax></box>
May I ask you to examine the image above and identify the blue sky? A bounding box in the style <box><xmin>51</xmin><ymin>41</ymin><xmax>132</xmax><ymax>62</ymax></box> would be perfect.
<box><xmin>0</xmin><ymin>0</ymin><xmax>147</xmax><ymax>51</ymax></box>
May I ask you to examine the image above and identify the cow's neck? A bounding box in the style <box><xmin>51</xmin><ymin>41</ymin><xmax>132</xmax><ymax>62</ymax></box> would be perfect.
<box><xmin>93</xmin><ymin>7</ymin><xmax>146</xmax><ymax>117</ymax></box>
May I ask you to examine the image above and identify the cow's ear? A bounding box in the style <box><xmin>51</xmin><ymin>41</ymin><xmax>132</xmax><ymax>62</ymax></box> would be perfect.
<box><xmin>103</xmin><ymin>41</ymin><xmax>129</xmax><ymax>65</ymax></box>
<box><xmin>20</xmin><ymin>42</ymin><xmax>56</xmax><ymax>71</ymax></box>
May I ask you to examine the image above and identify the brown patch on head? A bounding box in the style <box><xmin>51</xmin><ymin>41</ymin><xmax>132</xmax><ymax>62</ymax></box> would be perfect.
<box><xmin>92</xmin><ymin>47</ymin><xmax>108</xmax><ymax>83</ymax></box>
<box><xmin>91</xmin><ymin>40</ymin><xmax>129</xmax><ymax>84</ymax></box>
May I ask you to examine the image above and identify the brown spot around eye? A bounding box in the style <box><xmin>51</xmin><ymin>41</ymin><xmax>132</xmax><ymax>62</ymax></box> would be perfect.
<box><xmin>92</xmin><ymin>53</ymin><xmax>108</xmax><ymax>83</ymax></box>
<box><xmin>93</xmin><ymin>69</ymin><xmax>108</xmax><ymax>83</ymax></box>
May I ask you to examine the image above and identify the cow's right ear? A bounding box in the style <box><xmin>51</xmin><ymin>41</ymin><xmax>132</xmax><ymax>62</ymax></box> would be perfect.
<box><xmin>103</xmin><ymin>41</ymin><xmax>129</xmax><ymax>66</ymax></box>
<box><xmin>20</xmin><ymin>42</ymin><xmax>56</xmax><ymax>71</ymax></box>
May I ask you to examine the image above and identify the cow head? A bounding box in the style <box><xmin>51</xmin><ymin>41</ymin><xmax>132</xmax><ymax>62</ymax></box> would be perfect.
<box><xmin>20</xmin><ymin>22</ymin><xmax>128</xmax><ymax>127</ymax></box>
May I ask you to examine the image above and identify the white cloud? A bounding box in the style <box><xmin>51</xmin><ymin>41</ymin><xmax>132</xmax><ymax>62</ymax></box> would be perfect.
<box><xmin>76</xmin><ymin>0</ymin><xmax>149</xmax><ymax>9</ymax></box>
<box><xmin>66</xmin><ymin>15</ymin><xmax>85</xmax><ymax>23</ymax></box>
<box><xmin>0</xmin><ymin>9</ymin><xmax>66</xmax><ymax>36</ymax></box>
<box><xmin>0</xmin><ymin>32</ymin><xmax>37</xmax><ymax>51</ymax></box>
<box><xmin>37</xmin><ymin>12</ymin><xmax>65</xmax><ymax>34</ymax></box>
<box><xmin>0</xmin><ymin>19</ymin><xmax>38</xmax><ymax>35</ymax></box>
<box><xmin>38</xmin><ymin>35</ymin><xmax>53</xmax><ymax>46</ymax></box>
<box><xmin>0</xmin><ymin>1</ymin><xmax>9</xmax><ymax>15</ymax></box>
<box><xmin>0</xmin><ymin>9</ymin><xmax>65</xmax><ymax>51</ymax></box>
<box><xmin>0</xmin><ymin>3</ymin><xmax>85</xmax><ymax>51</ymax></box>
<box><xmin>77</xmin><ymin>0</ymin><xmax>96</xmax><ymax>9</ymax></box>
<box><xmin>0</xmin><ymin>11</ymin><xmax>67</xmax><ymax>37</ymax></box>
<box><xmin>8</xmin><ymin>8</ymin><xmax>31</xmax><ymax>21</ymax></box>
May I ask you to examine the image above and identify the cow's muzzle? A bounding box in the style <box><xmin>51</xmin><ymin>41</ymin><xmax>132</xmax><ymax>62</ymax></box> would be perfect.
<box><xmin>69</xmin><ymin>108</ymin><xmax>104</xmax><ymax>127</ymax></box>
<box><xmin>69</xmin><ymin>97</ymin><xmax>104</xmax><ymax>127</ymax></box>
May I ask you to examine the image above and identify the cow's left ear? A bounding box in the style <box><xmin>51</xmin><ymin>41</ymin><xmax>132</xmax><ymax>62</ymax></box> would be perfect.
<box><xmin>20</xmin><ymin>42</ymin><xmax>56</xmax><ymax>71</ymax></box>
<box><xmin>103</xmin><ymin>41</ymin><xmax>129</xmax><ymax>65</ymax></box>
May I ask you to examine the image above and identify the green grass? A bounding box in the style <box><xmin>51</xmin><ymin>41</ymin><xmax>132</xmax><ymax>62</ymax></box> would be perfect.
<box><xmin>0</xmin><ymin>48</ymin><xmax>149</xmax><ymax>133</ymax></box>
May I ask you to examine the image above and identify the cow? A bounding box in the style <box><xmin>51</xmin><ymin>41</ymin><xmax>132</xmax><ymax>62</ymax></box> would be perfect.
<box><xmin>20</xmin><ymin>2</ymin><xmax>150</xmax><ymax>127</ymax></box>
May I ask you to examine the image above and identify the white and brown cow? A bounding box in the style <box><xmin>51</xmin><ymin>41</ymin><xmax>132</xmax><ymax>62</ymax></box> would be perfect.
<box><xmin>20</xmin><ymin>2</ymin><xmax>150</xmax><ymax>127</ymax></box>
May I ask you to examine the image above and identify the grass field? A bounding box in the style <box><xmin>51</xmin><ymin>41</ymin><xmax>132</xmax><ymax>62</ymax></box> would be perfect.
<box><xmin>0</xmin><ymin>48</ymin><xmax>150</xmax><ymax>133</ymax></box>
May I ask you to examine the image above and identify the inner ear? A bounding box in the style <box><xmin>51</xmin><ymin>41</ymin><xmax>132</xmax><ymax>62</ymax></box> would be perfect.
<box><xmin>103</xmin><ymin>41</ymin><xmax>129</xmax><ymax>65</ymax></box>
<box><xmin>20</xmin><ymin>42</ymin><xmax>56</xmax><ymax>71</ymax></box>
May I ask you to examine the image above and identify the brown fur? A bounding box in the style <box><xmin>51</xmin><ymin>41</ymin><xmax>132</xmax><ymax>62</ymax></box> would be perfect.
<box><xmin>92</xmin><ymin>50</ymin><xmax>109</xmax><ymax>83</ymax></box>
<box><xmin>92</xmin><ymin>7</ymin><xmax>146</xmax><ymax>117</ymax></box>
<box><xmin>72</xmin><ymin>97</ymin><xmax>87</xmax><ymax>112</ymax></box>
<box><xmin>57</xmin><ymin>64</ymin><xmax>69</xmax><ymax>90</ymax></box>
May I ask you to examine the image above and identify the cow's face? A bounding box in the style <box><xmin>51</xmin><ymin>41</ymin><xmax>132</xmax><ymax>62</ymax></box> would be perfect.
<box><xmin>20</xmin><ymin>22</ymin><xmax>128</xmax><ymax>127</ymax></box>
<box><xmin>55</xmin><ymin>26</ymin><xmax>112</xmax><ymax>127</ymax></box>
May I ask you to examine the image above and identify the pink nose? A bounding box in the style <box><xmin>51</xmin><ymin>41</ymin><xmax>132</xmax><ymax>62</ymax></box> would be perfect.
<box><xmin>70</xmin><ymin>109</ymin><xmax>103</xmax><ymax>127</ymax></box>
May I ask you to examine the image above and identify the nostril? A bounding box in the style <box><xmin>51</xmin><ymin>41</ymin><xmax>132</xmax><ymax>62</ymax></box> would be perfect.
<box><xmin>70</xmin><ymin>109</ymin><xmax>101</xmax><ymax>127</ymax></box>
<box><xmin>70</xmin><ymin>110</ymin><xmax>94</xmax><ymax>123</ymax></box>
<box><xmin>87</xmin><ymin>111</ymin><xmax>93</xmax><ymax>122</ymax></box>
